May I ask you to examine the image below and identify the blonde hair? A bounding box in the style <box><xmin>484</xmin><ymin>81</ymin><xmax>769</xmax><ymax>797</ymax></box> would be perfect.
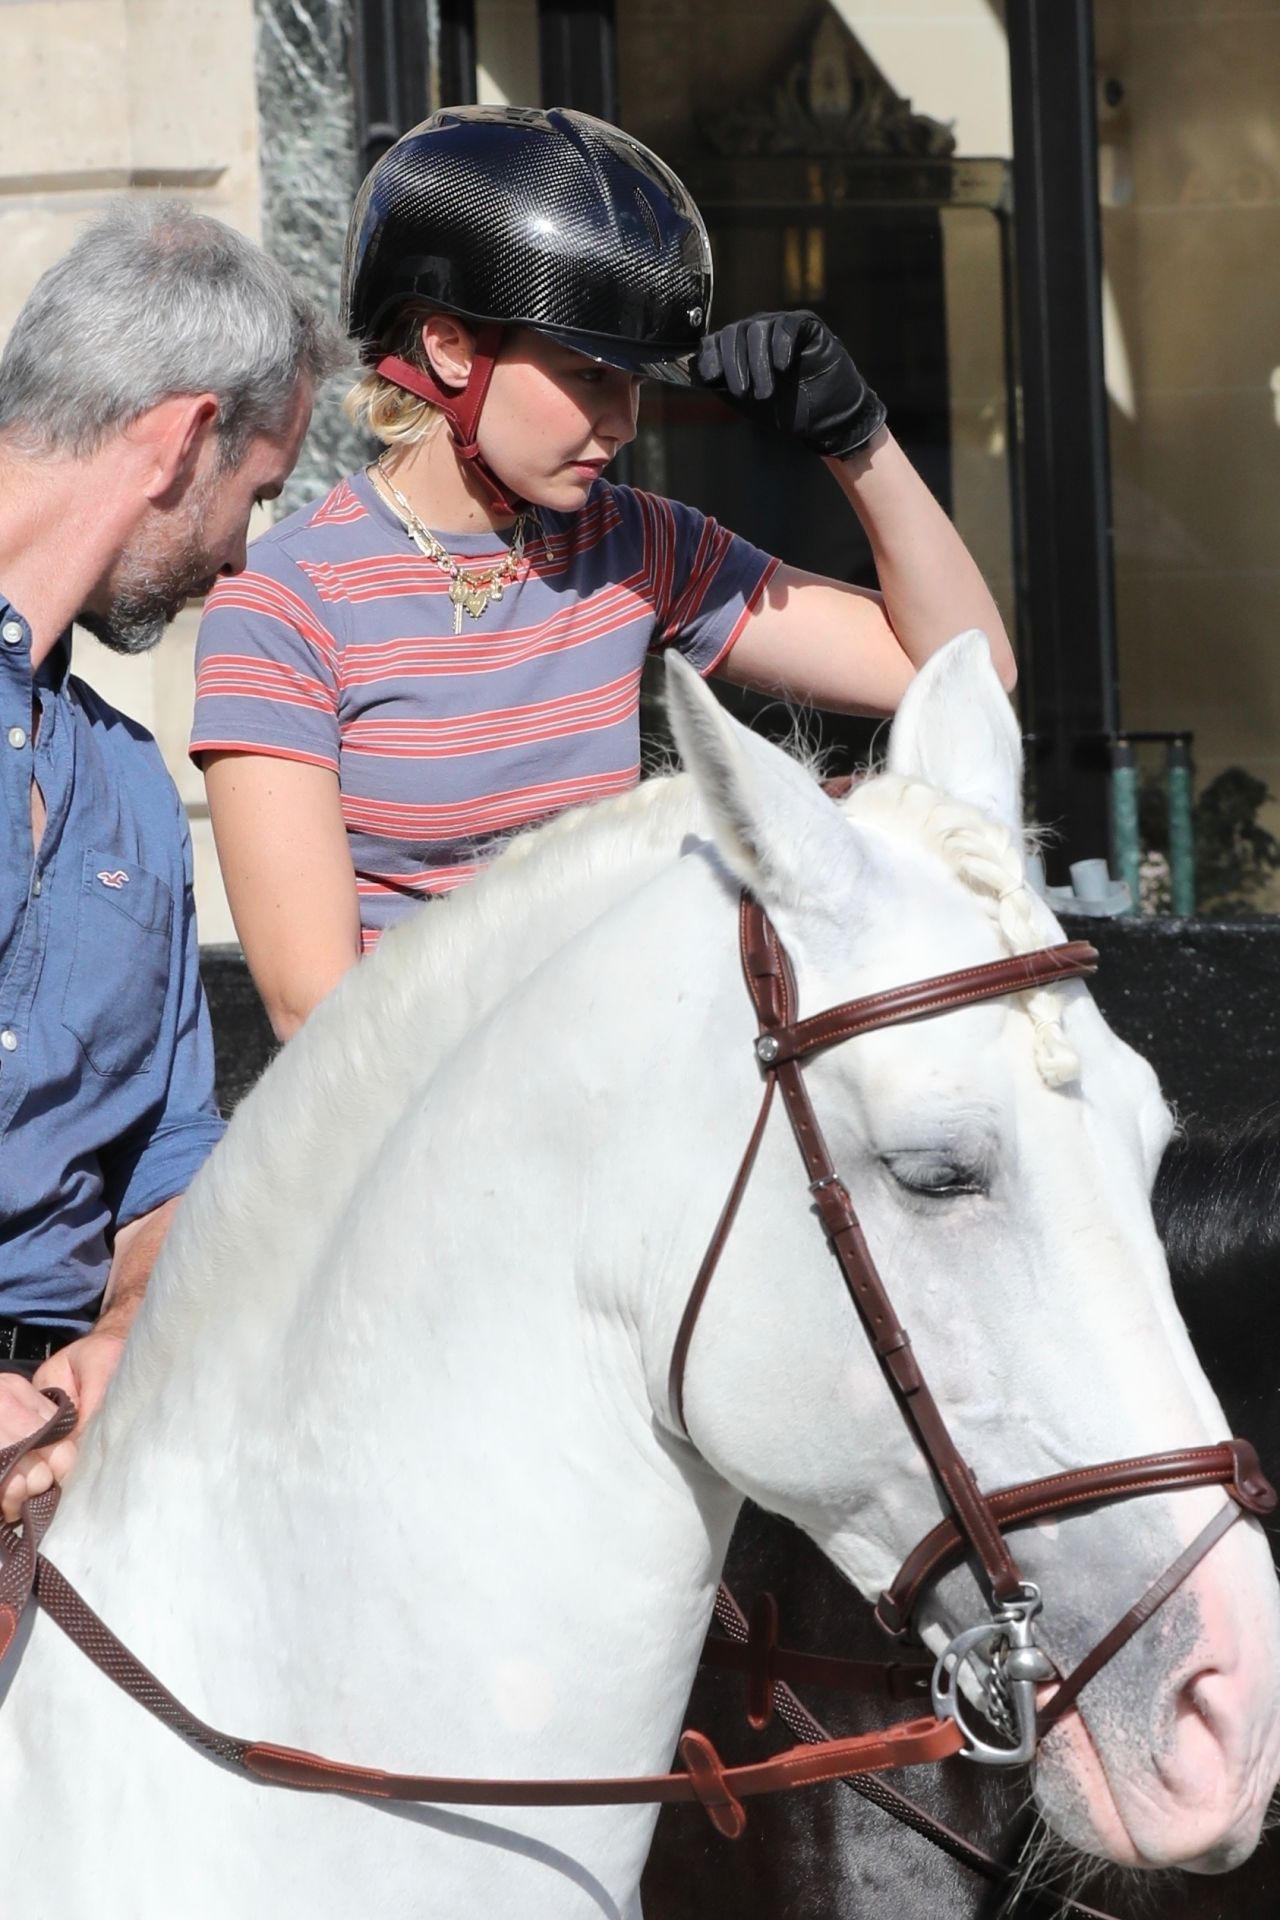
<box><xmin>343</xmin><ymin>301</ymin><xmax>447</xmax><ymax>448</ymax></box>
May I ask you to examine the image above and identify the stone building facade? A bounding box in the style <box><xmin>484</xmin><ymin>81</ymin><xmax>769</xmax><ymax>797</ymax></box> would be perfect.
<box><xmin>1</xmin><ymin>0</ymin><xmax>264</xmax><ymax>940</ymax></box>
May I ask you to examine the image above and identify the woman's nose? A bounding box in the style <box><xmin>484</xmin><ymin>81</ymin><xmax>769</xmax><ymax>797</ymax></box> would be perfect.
<box><xmin>601</xmin><ymin>385</ymin><xmax>640</xmax><ymax>447</ymax></box>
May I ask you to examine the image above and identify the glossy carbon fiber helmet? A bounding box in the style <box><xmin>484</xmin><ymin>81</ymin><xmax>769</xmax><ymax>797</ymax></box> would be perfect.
<box><xmin>341</xmin><ymin>104</ymin><xmax>712</xmax><ymax>383</ymax></box>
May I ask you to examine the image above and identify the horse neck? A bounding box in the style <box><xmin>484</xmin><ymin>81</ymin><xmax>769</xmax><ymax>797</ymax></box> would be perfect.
<box><xmin>89</xmin><ymin>780</ymin><xmax>701</xmax><ymax>1450</ymax></box>
<box><xmin>53</xmin><ymin>853</ymin><xmax>750</xmax><ymax>1778</ymax></box>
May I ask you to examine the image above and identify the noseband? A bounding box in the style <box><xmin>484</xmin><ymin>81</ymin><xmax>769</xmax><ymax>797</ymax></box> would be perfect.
<box><xmin>671</xmin><ymin>897</ymin><xmax>1275</xmax><ymax>1769</ymax></box>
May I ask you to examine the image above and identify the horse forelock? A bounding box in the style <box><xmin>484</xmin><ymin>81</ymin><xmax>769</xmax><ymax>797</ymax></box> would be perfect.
<box><xmin>845</xmin><ymin>771</ymin><xmax>1081</xmax><ymax>1088</ymax></box>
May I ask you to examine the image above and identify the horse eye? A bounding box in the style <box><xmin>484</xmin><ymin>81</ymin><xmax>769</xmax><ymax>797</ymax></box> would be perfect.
<box><xmin>881</xmin><ymin>1153</ymin><xmax>988</xmax><ymax>1199</ymax></box>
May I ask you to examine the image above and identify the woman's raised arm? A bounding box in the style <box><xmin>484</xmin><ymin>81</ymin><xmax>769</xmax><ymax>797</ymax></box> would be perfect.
<box><xmin>694</xmin><ymin>312</ymin><xmax>1015</xmax><ymax>715</ymax></box>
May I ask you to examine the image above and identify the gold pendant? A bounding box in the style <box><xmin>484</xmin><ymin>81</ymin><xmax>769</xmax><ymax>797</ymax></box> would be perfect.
<box><xmin>449</xmin><ymin>575</ymin><xmax>492</xmax><ymax>633</ymax></box>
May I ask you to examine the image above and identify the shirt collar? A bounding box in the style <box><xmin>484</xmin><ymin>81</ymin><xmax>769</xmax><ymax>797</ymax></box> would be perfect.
<box><xmin>0</xmin><ymin>596</ymin><xmax>71</xmax><ymax>692</ymax></box>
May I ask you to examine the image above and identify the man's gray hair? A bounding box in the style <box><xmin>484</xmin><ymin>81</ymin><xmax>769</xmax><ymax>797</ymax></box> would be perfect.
<box><xmin>0</xmin><ymin>198</ymin><xmax>348</xmax><ymax>463</ymax></box>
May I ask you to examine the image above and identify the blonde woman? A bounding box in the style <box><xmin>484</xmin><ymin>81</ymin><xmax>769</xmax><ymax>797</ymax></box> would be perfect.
<box><xmin>192</xmin><ymin>106</ymin><xmax>1013</xmax><ymax>1040</ymax></box>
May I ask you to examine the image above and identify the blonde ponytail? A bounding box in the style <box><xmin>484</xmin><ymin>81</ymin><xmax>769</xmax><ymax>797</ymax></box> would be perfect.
<box><xmin>343</xmin><ymin>301</ymin><xmax>447</xmax><ymax>449</ymax></box>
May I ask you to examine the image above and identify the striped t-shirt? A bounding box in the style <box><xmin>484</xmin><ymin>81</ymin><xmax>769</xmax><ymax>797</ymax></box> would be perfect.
<box><xmin>191</xmin><ymin>468</ymin><xmax>778</xmax><ymax>945</ymax></box>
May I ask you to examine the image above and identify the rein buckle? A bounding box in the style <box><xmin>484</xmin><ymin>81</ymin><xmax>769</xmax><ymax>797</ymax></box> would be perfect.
<box><xmin>931</xmin><ymin>1584</ymin><xmax>1056</xmax><ymax>1768</ymax></box>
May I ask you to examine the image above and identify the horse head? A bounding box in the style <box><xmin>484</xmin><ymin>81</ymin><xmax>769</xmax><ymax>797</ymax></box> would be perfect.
<box><xmin>661</xmin><ymin>634</ymin><xmax>1280</xmax><ymax>1876</ymax></box>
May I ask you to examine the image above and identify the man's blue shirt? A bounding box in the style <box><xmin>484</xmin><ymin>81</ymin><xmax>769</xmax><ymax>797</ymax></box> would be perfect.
<box><xmin>0</xmin><ymin>595</ymin><xmax>225</xmax><ymax>1328</ymax></box>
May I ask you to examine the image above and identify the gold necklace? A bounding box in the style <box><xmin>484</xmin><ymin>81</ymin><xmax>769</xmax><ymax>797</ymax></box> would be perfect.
<box><xmin>373</xmin><ymin>458</ymin><xmax>532</xmax><ymax>635</ymax></box>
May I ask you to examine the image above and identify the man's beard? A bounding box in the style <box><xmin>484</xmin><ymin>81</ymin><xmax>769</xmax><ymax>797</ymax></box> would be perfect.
<box><xmin>78</xmin><ymin>484</ymin><xmax>219</xmax><ymax>656</ymax></box>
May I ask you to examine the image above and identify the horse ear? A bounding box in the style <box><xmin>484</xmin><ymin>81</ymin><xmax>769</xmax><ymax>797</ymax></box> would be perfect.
<box><xmin>886</xmin><ymin>630</ymin><xmax>1023</xmax><ymax>834</ymax></box>
<box><xmin>663</xmin><ymin>653</ymin><xmax>859</xmax><ymax>912</ymax></box>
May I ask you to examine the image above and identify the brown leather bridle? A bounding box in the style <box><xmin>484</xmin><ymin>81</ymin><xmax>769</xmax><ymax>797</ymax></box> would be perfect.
<box><xmin>0</xmin><ymin>896</ymin><xmax>1272</xmax><ymax>1851</ymax></box>
<box><xmin>672</xmin><ymin>898</ymin><xmax>1275</xmax><ymax>1777</ymax></box>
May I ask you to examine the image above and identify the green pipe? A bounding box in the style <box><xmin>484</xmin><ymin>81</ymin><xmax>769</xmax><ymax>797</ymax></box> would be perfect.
<box><xmin>1109</xmin><ymin>738</ymin><xmax>1141</xmax><ymax>915</ymax></box>
<box><xmin>1167</xmin><ymin>736</ymin><xmax>1196</xmax><ymax>917</ymax></box>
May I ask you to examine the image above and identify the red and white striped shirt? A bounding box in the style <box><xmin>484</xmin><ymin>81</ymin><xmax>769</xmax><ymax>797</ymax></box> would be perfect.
<box><xmin>192</xmin><ymin>469</ymin><xmax>777</xmax><ymax>946</ymax></box>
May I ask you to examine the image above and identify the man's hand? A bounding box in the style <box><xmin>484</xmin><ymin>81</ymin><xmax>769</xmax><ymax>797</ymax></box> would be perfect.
<box><xmin>34</xmin><ymin>1326</ymin><xmax>127</xmax><ymax>1435</ymax></box>
<box><xmin>693</xmin><ymin>310</ymin><xmax>887</xmax><ymax>459</ymax></box>
<box><xmin>0</xmin><ymin>1371</ymin><xmax>78</xmax><ymax>1525</ymax></box>
<box><xmin>1</xmin><ymin>1196</ymin><xmax>181</xmax><ymax>1524</ymax></box>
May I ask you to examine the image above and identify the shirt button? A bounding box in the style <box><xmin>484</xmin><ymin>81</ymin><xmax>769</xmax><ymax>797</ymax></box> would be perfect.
<box><xmin>0</xmin><ymin>1030</ymin><xmax>16</xmax><ymax>1052</ymax></box>
<box><xmin>7</xmin><ymin>726</ymin><xmax>27</xmax><ymax>750</ymax></box>
<box><xmin>1</xmin><ymin>620</ymin><xmax>21</xmax><ymax>645</ymax></box>
<box><xmin>31</xmin><ymin>875</ymin><xmax>42</xmax><ymax>897</ymax></box>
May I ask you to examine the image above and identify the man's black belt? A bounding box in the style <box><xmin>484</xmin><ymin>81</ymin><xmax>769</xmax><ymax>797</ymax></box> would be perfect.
<box><xmin>0</xmin><ymin>1319</ymin><xmax>80</xmax><ymax>1366</ymax></box>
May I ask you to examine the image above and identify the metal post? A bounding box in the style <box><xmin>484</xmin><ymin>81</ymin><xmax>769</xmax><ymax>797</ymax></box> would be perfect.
<box><xmin>1109</xmin><ymin>738</ymin><xmax>1141</xmax><ymax>916</ymax></box>
<box><xmin>437</xmin><ymin>0</ymin><xmax>478</xmax><ymax>107</ymax></box>
<box><xmin>1007</xmin><ymin>0</ymin><xmax>1119</xmax><ymax>877</ymax></box>
<box><xmin>1166</xmin><ymin>735</ymin><xmax>1196</xmax><ymax>917</ymax></box>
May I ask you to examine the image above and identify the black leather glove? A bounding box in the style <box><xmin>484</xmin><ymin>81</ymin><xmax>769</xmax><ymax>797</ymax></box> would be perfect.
<box><xmin>693</xmin><ymin>310</ymin><xmax>886</xmax><ymax>460</ymax></box>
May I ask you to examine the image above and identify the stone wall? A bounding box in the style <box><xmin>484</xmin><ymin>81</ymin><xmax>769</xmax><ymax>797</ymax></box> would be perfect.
<box><xmin>0</xmin><ymin>0</ymin><xmax>265</xmax><ymax>944</ymax></box>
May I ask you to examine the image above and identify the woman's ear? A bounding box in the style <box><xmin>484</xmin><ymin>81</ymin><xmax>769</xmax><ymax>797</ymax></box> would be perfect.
<box><xmin>420</xmin><ymin>313</ymin><xmax>477</xmax><ymax>392</ymax></box>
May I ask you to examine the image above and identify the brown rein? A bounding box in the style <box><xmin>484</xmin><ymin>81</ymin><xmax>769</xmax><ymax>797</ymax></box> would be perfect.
<box><xmin>0</xmin><ymin>897</ymin><xmax>1273</xmax><ymax>1853</ymax></box>
<box><xmin>0</xmin><ymin>1399</ymin><xmax>961</xmax><ymax>1840</ymax></box>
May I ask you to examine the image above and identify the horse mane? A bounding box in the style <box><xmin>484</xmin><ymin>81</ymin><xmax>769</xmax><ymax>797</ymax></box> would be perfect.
<box><xmin>120</xmin><ymin>772</ymin><xmax>702</xmax><ymax>1387</ymax></box>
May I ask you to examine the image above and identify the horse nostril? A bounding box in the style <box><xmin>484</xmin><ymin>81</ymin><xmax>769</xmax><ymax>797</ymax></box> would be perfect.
<box><xmin>1175</xmin><ymin>1666</ymin><xmax>1222</xmax><ymax>1736</ymax></box>
<box><xmin>1158</xmin><ymin>1665</ymin><xmax>1232</xmax><ymax>1795</ymax></box>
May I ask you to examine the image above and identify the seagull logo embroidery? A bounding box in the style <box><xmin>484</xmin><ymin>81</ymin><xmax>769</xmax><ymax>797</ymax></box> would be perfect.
<box><xmin>96</xmin><ymin>870</ymin><xmax>129</xmax><ymax>889</ymax></box>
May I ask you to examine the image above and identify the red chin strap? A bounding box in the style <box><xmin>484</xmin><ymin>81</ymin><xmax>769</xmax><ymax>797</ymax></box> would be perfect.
<box><xmin>375</xmin><ymin>324</ymin><xmax>519</xmax><ymax>515</ymax></box>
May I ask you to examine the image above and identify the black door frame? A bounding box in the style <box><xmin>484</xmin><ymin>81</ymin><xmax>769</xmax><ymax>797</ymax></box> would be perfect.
<box><xmin>1007</xmin><ymin>0</ymin><xmax>1119</xmax><ymax>872</ymax></box>
<box><xmin>538</xmin><ymin>0</ymin><xmax>616</xmax><ymax>119</ymax></box>
<box><xmin>352</xmin><ymin>0</ymin><xmax>478</xmax><ymax>178</ymax></box>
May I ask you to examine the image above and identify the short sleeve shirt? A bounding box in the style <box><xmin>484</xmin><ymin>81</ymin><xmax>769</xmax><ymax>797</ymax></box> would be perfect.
<box><xmin>0</xmin><ymin>604</ymin><xmax>225</xmax><ymax>1329</ymax></box>
<box><xmin>191</xmin><ymin>471</ymin><xmax>778</xmax><ymax>946</ymax></box>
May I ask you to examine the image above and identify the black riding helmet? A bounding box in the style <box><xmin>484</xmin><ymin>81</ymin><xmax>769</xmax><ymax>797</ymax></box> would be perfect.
<box><xmin>341</xmin><ymin>104</ymin><xmax>713</xmax><ymax>383</ymax></box>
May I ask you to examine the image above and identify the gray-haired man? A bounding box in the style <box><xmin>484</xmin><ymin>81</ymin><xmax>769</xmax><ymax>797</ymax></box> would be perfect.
<box><xmin>0</xmin><ymin>200</ymin><xmax>343</xmax><ymax>1514</ymax></box>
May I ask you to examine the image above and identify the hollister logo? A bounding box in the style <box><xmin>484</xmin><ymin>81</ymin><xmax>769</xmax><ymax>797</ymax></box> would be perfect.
<box><xmin>96</xmin><ymin>869</ymin><xmax>129</xmax><ymax>890</ymax></box>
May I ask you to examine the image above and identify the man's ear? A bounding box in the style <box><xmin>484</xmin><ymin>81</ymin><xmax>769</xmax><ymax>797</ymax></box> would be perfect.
<box><xmin>420</xmin><ymin>313</ymin><xmax>476</xmax><ymax>392</ymax></box>
<box><xmin>129</xmin><ymin>393</ymin><xmax>219</xmax><ymax>505</ymax></box>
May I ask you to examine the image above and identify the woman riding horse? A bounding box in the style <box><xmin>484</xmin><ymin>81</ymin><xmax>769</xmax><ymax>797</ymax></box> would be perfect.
<box><xmin>190</xmin><ymin>103</ymin><xmax>1013</xmax><ymax>1039</ymax></box>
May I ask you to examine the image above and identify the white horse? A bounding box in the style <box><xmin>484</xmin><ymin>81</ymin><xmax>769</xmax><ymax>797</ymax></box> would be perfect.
<box><xmin>2</xmin><ymin>636</ymin><xmax>1277</xmax><ymax>1919</ymax></box>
